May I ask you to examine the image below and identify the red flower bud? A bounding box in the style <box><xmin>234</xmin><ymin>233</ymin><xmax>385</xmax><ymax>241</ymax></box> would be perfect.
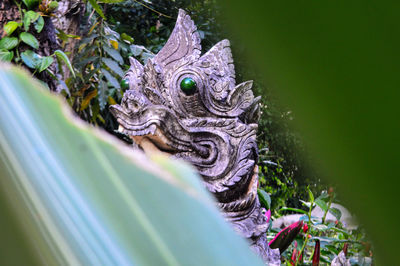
<box><xmin>290</xmin><ymin>242</ymin><xmax>297</xmax><ymax>265</ymax></box>
<box><xmin>269</xmin><ymin>220</ymin><xmax>304</xmax><ymax>253</ymax></box>
<box><xmin>343</xmin><ymin>243</ymin><xmax>349</xmax><ymax>257</ymax></box>
<box><xmin>312</xmin><ymin>240</ymin><xmax>320</xmax><ymax>266</ymax></box>
<box><xmin>303</xmin><ymin>223</ymin><xmax>309</xmax><ymax>233</ymax></box>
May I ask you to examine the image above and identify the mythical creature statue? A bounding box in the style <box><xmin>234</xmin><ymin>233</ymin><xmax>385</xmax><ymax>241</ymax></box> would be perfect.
<box><xmin>110</xmin><ymin>9</ymin><xmax>280</xmax><ymax>263</ymax></box>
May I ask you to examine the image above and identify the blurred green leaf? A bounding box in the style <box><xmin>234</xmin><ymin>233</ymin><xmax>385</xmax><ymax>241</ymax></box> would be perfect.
<box><xmin>48</xmin><ymin>1</ymin><xmax>59</xmax><ymax>12</ymax></box>
<box><xmin>99</xmin><ymin>80</ymin><xmax>108</xmax><ymax>109</ymax></box>
<box><xmin>307</xmin><ymin>186</ymin><xmax>314</xmax><ymax>203</ymax></box>
<box><xmin>0</xmin><ymin>49</ymin><xmax>13</xmax><ymax>62</ymax></box>
<box><xmin>98</xmin><ymin>0</ymin><xmax>126</xmax><ymax>3</ymax></box>
<box><xmin>0</xmin><ymin>37</ymin><xmax>18</xmax><ymax>50</ymax></box>
<box><xmin>38</xmin><ymin>56</ymin><xmax>54</xmax><ymax>73</ymax></box>
<box><xmin>20</xmin><ymin>50</ymin><xmax>41</xmax><ymax>69</ymax></box>
<box><xmin>102</xmin><ymin>57</ymin><xmax>124</xmax><ymax>77</ymax></box>
<box><xmin>104</xmin><ymin>46</ymin><xmax>123</xmax><ymax>65</ymax></box>
<box><xmin>20</xmin><ymin>32</ymin><xmax>39</xmax><ymax>49</ymax></box>
<box><xmin>3</xmin><ymin>21</ymin><xmax>19</xmax><ymax>36</ymax></box>
<box><xmin>80</xmin><ymin>89</ymin><xmax>98</xmax><ymax>111</ymax></box>
<box><xmin>34</xmin><ymin>16</ymin><xmax>44</xmax><ymax>33</ymax></box>
<box><xmin>328</xmin><ymin>207</ymin><xmax>342</xmax><ymax>221</ymax></box>
<box><xmin>222</xmin><ymin>1</ymin><xmax>399</xmax><ymax>263</ymax></box>
<box><xmin>257</xmin><ymin>189</ymin><xmax>271</xmax><ymax>210</ymax></box>
<box><xmin>279</xmin><ymin>207</ymin><xmax>308</xmax><ymax>215</ymax></box>
<box><xmin>315</xmin><ymin>198</ymin><xmax>328</xmax><ymax>213</ymax></box>
<box><xmin>23</xmin><ymin>11</ymin><xmax>39</xmax><ymax>31</ymax></box>
<box><xmin>0</xmin><ymin>63</ymin><xmax>263</xmax><ymax>265</ymax></box>
<box><xmin>102</xmin><ymin>68</ymin><xmax>120</xmax><ymax>89</ymax></box>
<box><xmin>121</xmin><ymin>33</ymin><xmax>134</xmax><ymax>44</ymax></box>
<box><xmin>316</xmin><ymin>192</ymin><xmax>329</xmax><ymax>202</ymax></box>
<box><xmin>21</xmin><ymin>0</ymin><xmax>39</xmax><ymax>10</ymax></box>
<box><xmin>88</xmin><ymin>0</ymin><xmax>106</xmax><ymax>19</ymax></box>
<box><xmin>54</xmin><ymin>50</ymin><xmax>75</xmax><ymax>78</ymax></box>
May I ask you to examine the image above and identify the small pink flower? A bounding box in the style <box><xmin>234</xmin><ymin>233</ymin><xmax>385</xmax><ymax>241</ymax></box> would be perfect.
<box><xmin>265</xmin><ymin>209</ymin><xmax>271</xmax><ymax>223</ymax></box>
<box><xmin>303</xmin><ymin>223</ymin><xmax>309</xmax><ymax>233</ymax></box>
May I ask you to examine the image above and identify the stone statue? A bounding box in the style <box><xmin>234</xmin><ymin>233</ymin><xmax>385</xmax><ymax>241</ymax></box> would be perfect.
<box><xmin>110</xmin><ymin>9</ymin><xmax>280</xmax><ymax>264</ymax></box>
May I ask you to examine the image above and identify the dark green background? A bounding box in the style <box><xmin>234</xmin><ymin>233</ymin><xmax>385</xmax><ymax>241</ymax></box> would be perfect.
<box><xmin>220</xmin><ymin>1</ymin><xmax>400</xmax><ymax>264</ymax></box>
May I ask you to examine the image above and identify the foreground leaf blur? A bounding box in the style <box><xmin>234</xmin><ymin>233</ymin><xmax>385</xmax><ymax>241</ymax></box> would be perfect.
<box><xmin>0</xmin><ymin>63</ymin><xmax>262</xmax><ymax>265</ymax></box>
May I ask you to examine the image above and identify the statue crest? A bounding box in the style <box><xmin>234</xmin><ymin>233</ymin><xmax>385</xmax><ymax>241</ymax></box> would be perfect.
<box><xmin>110</xmin><ymin>9</ymin><xmax>279</xmax><ymax>263</ymax></box>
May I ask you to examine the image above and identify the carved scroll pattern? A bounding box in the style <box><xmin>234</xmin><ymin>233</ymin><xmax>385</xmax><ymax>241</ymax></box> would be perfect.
<box><xmin>110</xmin><ymin>9</ymin><xmax>279</xmax><ymax>263</ymax></box>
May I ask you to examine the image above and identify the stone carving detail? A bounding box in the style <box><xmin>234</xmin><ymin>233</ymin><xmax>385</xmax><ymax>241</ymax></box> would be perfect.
<box><xmin>110</xmin><ymin>9</ymin><xmax>279</xmax><ymax>263</ymax></box>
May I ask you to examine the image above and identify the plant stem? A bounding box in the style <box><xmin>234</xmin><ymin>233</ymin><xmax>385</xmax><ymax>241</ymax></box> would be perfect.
<box><xmin>322</xmin><ymin>193</ymin><xmax>333</xmax><ymax>224</ymax></box>
<box><xmin>132</xmin><ymin>0</ymin><xmax>173</xmax><ymax>19</ymax></box>
<box><xmin>12</xmin><ymin>0</ymin><xmax>23</xmax><ymax>22</ymax></box>
<box><xmin>295</xmin><ymin>194</ymin><xmax>314</xmax><ymax>265</ymax></box>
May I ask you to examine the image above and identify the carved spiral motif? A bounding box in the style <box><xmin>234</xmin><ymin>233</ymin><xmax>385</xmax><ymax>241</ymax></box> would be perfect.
<box><xmin>109</xmin><ymin>9</ymin><xmax>279</xmax><ymax>263</ymax></box>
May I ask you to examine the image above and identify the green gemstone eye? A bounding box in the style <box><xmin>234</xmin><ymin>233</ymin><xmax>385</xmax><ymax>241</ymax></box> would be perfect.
<box><xmin>120</xmin><ymin>79</ymin><xmax>129</xmax><ymax>90</ymax></box>
<box><xmin>180</xmin><ymin>77</ymin><xmax>197</xmax><ymax>95</ymax></box>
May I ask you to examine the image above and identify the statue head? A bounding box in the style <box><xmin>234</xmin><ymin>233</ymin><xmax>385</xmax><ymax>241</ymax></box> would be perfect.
<box><xmin>110</xmin><ymin>10</ymin><xmax>283</xmax><ymax>262</ymax></box>
<box><xmin>110</xmin><ymin>8</ymin><xmax>262</xmax><ymax>227</ymax></box>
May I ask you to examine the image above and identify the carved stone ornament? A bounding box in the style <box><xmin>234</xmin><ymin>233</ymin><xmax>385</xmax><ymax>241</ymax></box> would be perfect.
<box><xmin>110</xmin><ymin>9</ymin><xmax>280</xmax><ymax>264</ymax></box>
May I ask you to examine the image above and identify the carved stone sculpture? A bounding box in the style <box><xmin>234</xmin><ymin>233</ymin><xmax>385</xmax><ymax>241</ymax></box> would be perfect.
<box><xmin>110</xmin><ymin>9</ymin><xmax>280</xmax><ymax>263</ymax></box>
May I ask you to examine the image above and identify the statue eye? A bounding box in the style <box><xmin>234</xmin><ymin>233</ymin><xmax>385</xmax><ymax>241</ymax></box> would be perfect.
<box><xmin>180</xmin><ymin>77</ymin><xmax>197</xmax><ymax>95</ymax></box>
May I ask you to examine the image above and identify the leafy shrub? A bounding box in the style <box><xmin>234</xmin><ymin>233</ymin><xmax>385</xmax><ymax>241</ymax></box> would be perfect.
<box><xmin>262</xmin><ymin>188</ymin><xmax>373</xmax><ymax>265</ymax></box>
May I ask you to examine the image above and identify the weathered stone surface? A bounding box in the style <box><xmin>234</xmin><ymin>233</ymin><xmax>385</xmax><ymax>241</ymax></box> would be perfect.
<box><xmin>311</xmin><ymin>203</ymin><xmax>358</xmax><ymax>230</ymax></box>
<box><xmin>110</xmin><ymin>9</ymin><xmax>279</xmax><ymax>263</ymax></box>
<box><xmin>331</xmin><ymin>251</ymin><xmax>351</xmax><ymax>266</ymax></box>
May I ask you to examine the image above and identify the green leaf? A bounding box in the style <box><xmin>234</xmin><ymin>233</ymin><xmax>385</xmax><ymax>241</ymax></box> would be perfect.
<box><xmin>0</xmin><ymin>37</ymin><xmax>18</xmax><ymax>50</ymax></box>
<box><xmin>54</xmin><ymin>50</ymin><xmax>75</xmax><ymax>78</ymax></box>
<box><xmin>20</xmin><ymin>50</ymin><xmax>41</xmax><ymax>69</ymax></box>
<box><xmin>316</xmin><ymin>191</ymin><xmax>329</xmax><ymax>202</ymax></box>
<box><xmin>38</xmin><ymin>56</ymin><xmax>54</xmax><ymax>73</ymax></box>
<box><xmin>102</xmin><ymin>57</ymin><xmax>124</xmax><ymax>77</ymax></box>
<box><xmin>315</xmin><ymin>198</ymin><xmax>329</xmax><ymax>213</ymax></box>
<box><xmin>102</xmin><ymin>68</ymin><xmax>120</xmax><ymax>89</ymax></box>
<box><xmin>130</xmin><ymin>44</ymin><xmax>152</xmax><ymax>56</ymax></box>
<box><xmin>26</xmin><ymin>11</ymin><xmax>40</xmax><ymax>22</ymax></box>
<box><xmin>0</xmin><ymin>64</ymin><xmax>263</xmax><ymax>265</ymax></box>
<box><xmin>34</xmin><ymin>16</ymin><xmax>44</xmax><ymax>33</ymax></box>
<box><xmin>279</xmin><ymin>207</ymin><xmax>308</xmax><ymax>215</ymax></box>
<box><xmin>3</xmin><ymin>21</ymin><xmax>19</xmax><ymax>36</ymax></box>
<box><xmin>299</xmin><ymin>199</ymin><xmax>314</xmax><ymax>209</ymax></box>
<box><xmin>21</xmin><ymin>0</ymin><xmax>39</xmax><ymax>9</ymax></box>
<box><xmin>19</xmin><ymin>32</ymin><xmax>39</xmax><ymax>49</ymax></box>
<box><xmin>307</xmin><ymin>186</ymin><xmax>314</xmax><ymax>203</ymax></box>
<box><xmin>23</xmin><ymin>11</ymin><xmax>39</xmax><ymax>31</ymax></box>
<box><xmin>48</xmin><ymin>1</ymin><xmax>59</xmax><ymax>11</ymax></box>
<box><xmin>88</xmin><ymin>0</ymin><xmax>106</xmax><ymax>19</ymax></box>
<box><xmin>98</xmin><ymin>0</ymin><xmax>126</xmax><ymax>3</ymax></box>
<box><xmin>257</xmin><ymin>189</ymin><xmax>271</xmax><ymax>210</ymax></box>
<box><xmin>329</xmin><ymin>207</ymin><xmax>342</xmax><ymax>221</ymax></box>
<box><xmin>0</xmin><ymin>49</ymin><xmax>14</xmax><ymax>62</ymax></box>
<box><xmin>121</xmin><ymin>33</ymin><xmax>134</xmax><ymax>44</ymax></box>
<box><xmin>103</xmin><ymin>46</ymin><xmax>123</xmax><ymax>65</ymax></box>
<box><xmin>313</xmin><ymin>224</ymin><xmax>329</xmax><ymax>231</ymax></box>
<box><xmin>98</xmin><ymin>80</ymin><xmax>108</xmax><ymax>110</ymax></box>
